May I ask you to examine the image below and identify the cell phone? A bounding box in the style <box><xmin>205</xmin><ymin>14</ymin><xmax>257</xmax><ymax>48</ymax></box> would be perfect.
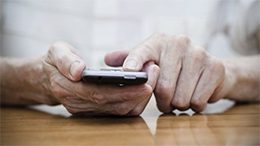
<box><xmin>81</xmin><ymin>68</ymin><xmax>148</xmax><ymax>85</ymax></box>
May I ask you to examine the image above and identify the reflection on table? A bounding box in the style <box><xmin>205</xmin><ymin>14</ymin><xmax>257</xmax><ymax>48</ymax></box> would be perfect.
<box><xmin>1</xmin><ymin>99</ymin><xmax>259</xmax><ymax>146</ymax></box>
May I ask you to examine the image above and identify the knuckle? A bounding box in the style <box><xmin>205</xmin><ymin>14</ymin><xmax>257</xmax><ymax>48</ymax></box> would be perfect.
<box><xmin>48</xmin><ymin>43</ymin><xmax>70</xmax><ymax>73</ymax></box>
<box><xmin>172</xmin><ymin>98</ymin><xmax>190</xmax><ymax>111</ymax></box>
<box><xmin>154</xmin><ymin>82</ymin><xmax>172</xmax><ymax>99</ymax></box>
<box><xmin>154</xmin><ymin>82</ymin><xmax>174</xmax><ymax>113</ymax></box>
<box><xmin>153</xmin><ymin>33</ymin><xmax>169</xmax><ymax>49</ymax></box>
<box><xmin>177</xmin><ymin>35</ymin><xmax>191</xmax><ymax>46</ymax></box>
<box><xmin>192</xmin><ymin>47</ymin><xmax>207</xmax><ymax>63</ymax></box>
<box><xmin>208</xmin><ymin>59</ymin><xmax>226</xmax><ymax>80</ymax></box>
<box><xmin>191</xmin><ymin>98</ymin><xmax>206</xmax><ymax>112</ymax></box>
<box><xmin>191</xmin><ymin>98</ymin><xmax>204</xmax><ymax>107</ymax></box>
<box><xmin>156</xmin><ymin>103</ymin><xmax>172</xmax><ymax>113</ymax></box>
<box><xmin>212</xmin><ymin>60</ymin><xmax>225</xmax><ymax>74</ymax></box>
<box><xmin>48</xmin><ymin>41</ymin><xmax>65</xmax><ymax>54</ymax></box>
<box><xmin>175</xmin><ymin>35</ymin><xmax>191</xmax><ymax>53</ymax></box>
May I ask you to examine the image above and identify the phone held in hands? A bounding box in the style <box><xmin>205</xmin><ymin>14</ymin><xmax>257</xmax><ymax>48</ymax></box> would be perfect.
<box><xmin>81</xmin><ymin>68</ymin><xmax>148</xmax><ymax>85</ymax></box>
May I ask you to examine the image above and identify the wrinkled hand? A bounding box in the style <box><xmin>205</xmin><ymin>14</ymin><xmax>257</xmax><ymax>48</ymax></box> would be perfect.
<box><xmin>105</xmin><ymin>34</ymin><xmax>230</xmax><ymax>113</ymax></box>
<box><xmin>42</xmin><ymin>42</ymin><xmax>159</xmax><ymax>116</ymax></box>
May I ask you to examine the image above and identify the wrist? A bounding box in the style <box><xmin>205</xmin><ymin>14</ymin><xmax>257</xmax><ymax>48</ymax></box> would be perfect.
<box><xmin>222</xmin><ymin>56</ymin><xmax>260</xmax><ymax>101</ymax></box>
<box><xmin>222</xmin><ymin>59</ymin><xmax>238</xmax><ymax>98</ymax></box>
<box><xmin>36</xmin><ymin>56</ymin><xmax>59</xmax><ymax>105</ymax></box>
<box><xmin>0</xmin><ymin>57</ymin><xmax>58</xmax><ymax>105</ymax></box>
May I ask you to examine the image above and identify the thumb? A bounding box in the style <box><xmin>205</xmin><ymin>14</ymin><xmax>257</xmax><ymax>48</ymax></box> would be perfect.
<box><xmin>47</xmin><ymin>42</ymin><xmax>86</xmax><ymax>81</ymax></box>
<box><xmin>123</xmin><ymin>33</ymin><xmax>165</xmax><ymax>71</ymax></box>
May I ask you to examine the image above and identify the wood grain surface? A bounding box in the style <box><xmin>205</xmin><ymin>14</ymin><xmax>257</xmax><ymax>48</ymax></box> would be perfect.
<box><xmin>1</xmin><ymin>102</ymin><xmax>259</xmax><ymax>146</ymax></box>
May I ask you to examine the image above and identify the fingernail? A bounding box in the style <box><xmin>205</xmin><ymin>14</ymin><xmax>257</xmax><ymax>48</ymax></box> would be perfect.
<box><xmin>70</xmin><ymin>61</ymin><xmax>81</xmax><ymax>78</ymax></box>
<box><xmin>124</xmin><ymin>60</ymin><xmax>137</xmax><ymax>70</ymax></box>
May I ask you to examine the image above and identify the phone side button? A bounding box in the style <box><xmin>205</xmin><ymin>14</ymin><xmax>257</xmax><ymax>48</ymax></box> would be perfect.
<box><xmin>124</xmin><ymin>75</ymin><xmax>136</xmax><ymax>80</ymax></box>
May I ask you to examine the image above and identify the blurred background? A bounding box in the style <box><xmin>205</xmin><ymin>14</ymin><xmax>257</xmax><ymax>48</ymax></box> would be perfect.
<box><xmin>0</xmin><ymin>0</ymin><xmax>259</xmax><ymax>120</ymax></box>
<box><xmin>2</xmin><ymin>0</ymin><xmax>256</xmax><ymax>67</ymax></box>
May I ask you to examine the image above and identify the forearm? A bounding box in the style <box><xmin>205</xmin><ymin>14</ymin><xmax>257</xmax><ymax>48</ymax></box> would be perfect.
<box><xmin>224</xmin><ymin>55</ymin><xmax>260</xmax><ymax>102</ymax></box>
<box><xmin>0</xmin><ymin>57</ymin><xmax>57</xmax><ymax>105</ymax></box>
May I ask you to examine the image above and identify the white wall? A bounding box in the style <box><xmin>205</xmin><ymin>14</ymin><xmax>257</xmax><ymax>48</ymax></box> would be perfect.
<box><xmin>0</xmin><ymin>0</ymin><xmax>238</xmax><ymax>67</ymax></box>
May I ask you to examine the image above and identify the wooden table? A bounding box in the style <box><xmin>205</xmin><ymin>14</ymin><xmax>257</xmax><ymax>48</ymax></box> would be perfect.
<box><xmin>1</xmin><ymin>99</ymin><xmax>260</xmax><ymax>146</ymax></box>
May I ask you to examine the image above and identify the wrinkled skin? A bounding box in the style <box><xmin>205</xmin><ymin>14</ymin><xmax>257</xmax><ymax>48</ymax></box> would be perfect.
<box><xmin>42</xmin><ymin>42</ymin><xmax>160</xmax><ymax>116</ymax></box>
<box><xmin>105</xmin><ymin>34</ymin><xmax>230</xmax><ymax>113</ymax></box>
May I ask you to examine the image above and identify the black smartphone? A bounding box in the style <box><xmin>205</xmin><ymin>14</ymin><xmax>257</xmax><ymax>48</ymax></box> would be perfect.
<box><xmin>81</xmin><ymin>68</ymin><xmax>148</xmax><ymax>85</ymax></box>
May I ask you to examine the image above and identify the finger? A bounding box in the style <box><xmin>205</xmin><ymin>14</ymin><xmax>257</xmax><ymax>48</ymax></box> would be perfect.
<box><xmin>122</xmin><ymin>33</ymin><xmax>167</xmax><ymax>71</ymax></box>
<box><xmin>64</xmin><ymin>103</ymin><xmax>96</xmax><ymax>114</ymax></box>
<box><xmin>65</xmin><ymin>98</ymin><xmax>137</xmax><ymax>116</ymax></box>
<box><xmin>207</xmin><ymin>81</ymin><xmax>225</xmax><ymax>103</ymax></box>
<box><xmin>143</xmin><ymin>61</ymin><xmax>160</xmax><ymax>89</ymax></box>
<box><xmin>62</xmin><ymin>96</ymin><xmax>98</xmax><ymax>113</ymax></box>
<box><xmin>172</xmin><ymin>46</ymin><xmax>206</xmax><ymax>111</ymax></box>
<box><xmin>63</xmin><ymin>81</ymin><xmax>153</xmax><ymax>115</ymax></box>
<box><xmin>53</xmin><ymin>71</ymin><xmax>153</xmax><ymax>105</ymax></box>
<box><xmin>80</xmin><ymin>83</ymin><xmax>153</xmax><ymax>105</ymax></box>
<box><xmin>191</xmin><ymin>58</ymin><xmax>225</xmax><ymax>112</ymax></box>
<box><xmin>47</xmin><ymin>42</ymin><xmax>86</xmax><ymax>81</ymax></box>
<box><xmin>104</xmin><ymin>50</ymin><xmax>129</xmax><ymax>67</ymax></box>
<box><xmin>63</xmin><ymin>86</ymin><xmax>151</xmax><ymax>116</ymax></box>
<box><xmin>128</xmin><ymin>62</ymin><xmax>160</xmax><ymax>116</ymax></box>
<box><xmin>154</xmin><ymin>35</ymin><xmax>188</xmax><ymax>113</ymax></box>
